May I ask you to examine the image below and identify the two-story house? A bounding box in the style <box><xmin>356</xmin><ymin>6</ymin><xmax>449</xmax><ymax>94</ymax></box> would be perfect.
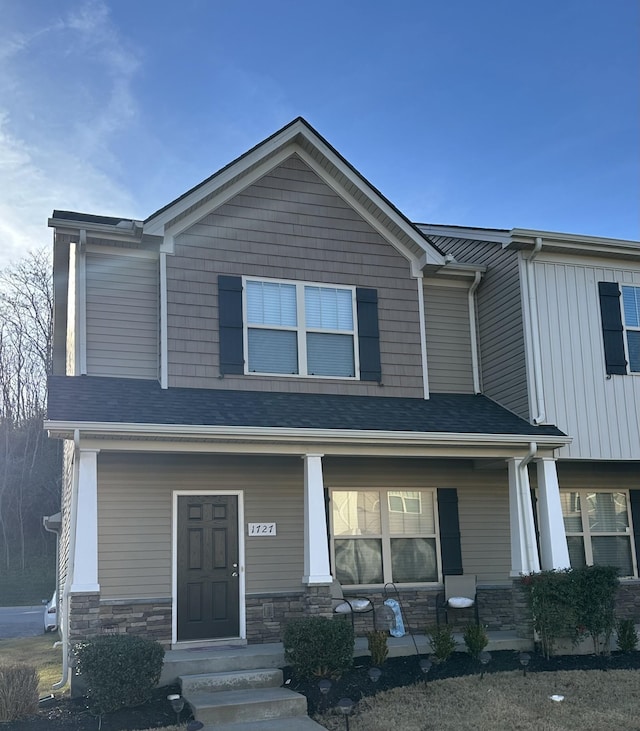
<box><xmin>47</xmin><ymin>118</ymin><xmax>628</xmax><ymax>665</ymax></box>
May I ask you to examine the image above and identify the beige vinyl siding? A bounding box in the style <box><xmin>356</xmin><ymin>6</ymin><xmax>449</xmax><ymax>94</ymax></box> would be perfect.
<box><xmin>534</xmin><ymin>257</ymin><xmax>640</xmax><ymax>459</ymax></box>
<box><xmin>97</xmin><ymin>453</ymin><xmax>305</xmax><ymax>599</ymax></box>
<box><xmin>85</xmin><ymin>252</ymin><xmax>158</xmax><ymax>379</ymax></box>
<box><xmin>324</xmin><ymin>458</ymin><xmax>511</xmax><ymax>585</ymax></box>
<box><xmin>428</xmin><ymin>236</ymin><xmax>529</xmax><ymax>418</ymax></box>
<box><xmin>424</xmin><ymin>284</ymin><xmax>474</xmax><ymax>393</ymax></box>
<box><xmin>167</xmin><ymin>154</ymin><xmax>423</xmax><ymax>397</ymax></box>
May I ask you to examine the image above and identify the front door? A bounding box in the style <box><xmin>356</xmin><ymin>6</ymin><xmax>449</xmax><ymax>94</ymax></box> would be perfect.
<box><xmin>177</xmin><ymin>495</ymin><xmax>240</xmax><ymax>641</ymax></box>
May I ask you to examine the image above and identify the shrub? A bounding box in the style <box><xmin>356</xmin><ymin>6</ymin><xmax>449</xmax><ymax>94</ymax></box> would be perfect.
<box><xmin>426</xmin><ymin>625</ymin><xmax>456</xmax><ymax>662</ymax></box>
<box><xmin>616</xmin><ymin>619</ymin><xmax>638</xmax><ymax>653</ymax></box>
<box><xmin>0</xmin><ymin>663</ymin><xmax>39</xmax><ymax>721</ymax></box>
<box><xmin>283</xmin><ymin>617</ymin><xmax>354</xmax><ymax>679</ymax></box>
<box><xmin>367</xmin><ymin>630</ymin><xmax>389</xmax><ymax>667</ymax></box>
<box><xmin>73</xmin><ymin>635</ymin><xmax>165</xmax><ymax>715</ymax></box>
<box><xmin>573</xmin><ymin>565</ymin><xmax>619</xmax><ymax>655</ymax></box>
<box><xmin>463</xmin><ymin>623</ymin><xmax>488</xmax><ymax>660</ymax></box>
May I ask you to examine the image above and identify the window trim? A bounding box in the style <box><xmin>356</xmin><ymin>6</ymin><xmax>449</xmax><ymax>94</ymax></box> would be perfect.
<box><xmin>561</xmin><ymin>489</ymin><xmax>638</xmax><ymax>578</ymax></box>
<box><xmin>329</xmin><ymin>487</ymin><xmax>443</xmax><ymax>589</ymax></box>
<box><xmin>242</xmin><ymin>275</ymin><xmax>361</xmax><ymax>379</ymax></box>
<box><xmin>621</xmin><ymin>285</ymin><xmax>640</xmax><ymax>375</ymax></box>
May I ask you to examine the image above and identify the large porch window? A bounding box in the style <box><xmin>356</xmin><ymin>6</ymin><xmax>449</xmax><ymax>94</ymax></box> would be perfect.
<box><xmin>330</xmin><ymin>489</ymin><xmax>440</xmax><ymax>586</ymax></box>
<box><xmin>560</xmin><ymin>490</ymin><xmax>636</xmax><ymax>577</ymax></box>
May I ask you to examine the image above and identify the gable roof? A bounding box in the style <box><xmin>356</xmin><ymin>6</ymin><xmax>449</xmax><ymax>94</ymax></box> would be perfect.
<box><xmin>46</xmin><ymin>376</ymin><xmax>567</xmax><ymax>448</ymax></box>
<box><xmin>142</xmin><ymin>117</ymin><xmax>445</xmax><ymax>267</ymax></box>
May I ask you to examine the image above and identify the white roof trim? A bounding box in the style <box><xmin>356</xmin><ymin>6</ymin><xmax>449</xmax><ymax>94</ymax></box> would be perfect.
<box><xmin>416</xmin><ymin>224</ymin><xmax>511</xmax><ymax>246</ymax></box>
<box><xmin>508</xmin><ymin>229</ymin><xmax>640</xmax><ymax>256</ymax></box>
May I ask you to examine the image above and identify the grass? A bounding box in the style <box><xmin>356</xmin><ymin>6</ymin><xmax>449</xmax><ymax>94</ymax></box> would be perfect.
<box><xmin>315</xmin><ymin>669</ymin><xmax>640</xmax><ymax>730</ymax></box>
<box><xmin>0</xmin><ymin>635</ymin><xmax>64</xmax><ymax>697</ymax></box>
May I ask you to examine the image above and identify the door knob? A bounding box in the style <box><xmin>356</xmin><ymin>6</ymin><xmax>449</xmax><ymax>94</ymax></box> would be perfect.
<box><xmin>231</xmin><ymin>571</ymin><xmax>238</xmax><ymax>577</ymax></box>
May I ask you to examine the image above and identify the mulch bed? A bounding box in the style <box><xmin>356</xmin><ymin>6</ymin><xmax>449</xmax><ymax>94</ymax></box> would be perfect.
<box><xmin>5</xmin><ymin>651</ymin><xmax>640</xmax><ymax>730</ymax></box>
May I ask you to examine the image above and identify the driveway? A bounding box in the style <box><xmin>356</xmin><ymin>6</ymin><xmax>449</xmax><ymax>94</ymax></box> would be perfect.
<box><xmin>0</xmin><ymin>605</ymin><xmax>43</xmax><ymax>639</ymax></box>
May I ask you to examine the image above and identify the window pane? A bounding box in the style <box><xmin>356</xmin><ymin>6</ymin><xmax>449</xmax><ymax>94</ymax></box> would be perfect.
<box><xmin>560</xmin><ymin>492</ymin><xmax>583</xmax><ymax>532</ymax></box>
<box><xmin>335</xmin><ymin>539</ymin><xmax>382</xmax><ymax>584</ymax></box>
<box><xmin>622</xmin><ymin>286</ymin><xmax>640</xmax><ymax>327</ymax></box>
<box><xmin>388</xmin><ymin>491</ymin><xmax>435</xmax><ymax>534</ymax></box>
<box><xmin>307</xmin><ymin>333</ymin><xmax>354</xmax><ymax>376</ymax></box>
<box><xmin>332</xmin><ymin>491</ymin><xmax>380</xmax><ymax>536</ymax></box>
<box><xmin>592</xmin><ymin>536</ymin><xmax>633</xmax><ymax>576</ymax></box>
<box><xmin>587</xmin><ymin>492</ymin><xmax>629</xmax><ymax>533</ymax></box>
<box><xmin>627</xmin><ymin>331</ymin><xmax>640</xmax><ymax>372</ymax></box>
<box><xmin>246</xmin><ymin>281</ymin><xmax>296</xmax><ymax>326</ymax></box>
<box><xmin>567</xmin><ymin>536</ymin><xmax>586</xmax><ymax>568</ymax></box>
<box><xmin>305</xmin><ymin>287</ymin><xmax>353</xmax><ymax>330</ymax></box>
<box><xmin>247</xmin><ymin>329</ymin><xmax>297</xmax><ymax>373</ymax></box>
<box><xmin>391</xmin><ymin>538</ymin><xmax>437</xmax><ymax>582</ymax></box>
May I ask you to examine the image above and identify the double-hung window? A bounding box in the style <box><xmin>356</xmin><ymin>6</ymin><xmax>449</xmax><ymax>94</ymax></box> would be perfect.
<box><xmin>245</xmin><ymin>278</ymin><xmax>357</xmax><ymax>377</ymax></box>
<box><xmin>560</xmin><ymin>490</ymin><xmax>636</xmax><ymax>577</ymax></box>
<box><xmin>622</xmin><ymin>286</ymin><xmax>640</xmax><ymax>373</ymax></box>
<box><xmin>330</xmin><ymin>489</ymin><xmax>440</xmax><ymax>586</ymax></box>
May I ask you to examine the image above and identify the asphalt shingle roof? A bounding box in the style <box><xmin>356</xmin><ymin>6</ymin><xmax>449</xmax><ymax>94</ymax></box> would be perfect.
<box><xmin>47</xmin><ymin>376</ymin><xmax>565</xmax><ymax>437</ymax></box>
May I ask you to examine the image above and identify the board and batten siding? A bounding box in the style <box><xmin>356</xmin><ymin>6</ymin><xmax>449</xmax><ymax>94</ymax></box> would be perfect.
<box><xmin>324</xmin><ymin>457</ymin><xmax>511</xmax><ymax>585</ymax></box>
<box><xmin>423</xmin><ymin>283</ymin><xmax>474</xmax><ymax>393</ymax></box>
<box><xmin>85</xmin><ymin>252</ymin><xmax>159</xmax><ymax>379</ymax></box>
<box><xmin>429</xmin><ymin>236</ymin><xmax>530</xmax><ymax>418</ymax></box>
<box><xmin>166</xmin><ymin>154</ymin><xmax>423</xmax><ymax>397</ymax></box>
<box><xmin>96</xmin><ymin>453</ymin><xmax>305</xmax><ymax>599</ymax></box>
<box><xmin>533</xmin><ymin>256</ymin><xmax>640</xmax><ymax>460</ymax></box>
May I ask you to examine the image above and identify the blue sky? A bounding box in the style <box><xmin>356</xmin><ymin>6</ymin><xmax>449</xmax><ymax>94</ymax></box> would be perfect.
<box><xmin>1</xmin><ymin>0</ymin><xmax>638</xmax><ymax>267</ymax></box>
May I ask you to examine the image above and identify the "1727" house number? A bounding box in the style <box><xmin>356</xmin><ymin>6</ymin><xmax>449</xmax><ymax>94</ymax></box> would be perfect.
<box><xmin>247</xmin><ymin>522</ymin><xmax>277</xmax><ymax>536</ymax></box>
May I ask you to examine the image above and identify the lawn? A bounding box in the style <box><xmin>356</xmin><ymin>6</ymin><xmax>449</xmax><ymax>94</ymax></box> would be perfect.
<box><xmin>0</xmin><ymin>635</ymin><xmax>63</xmax><ymax>696</ymax></box>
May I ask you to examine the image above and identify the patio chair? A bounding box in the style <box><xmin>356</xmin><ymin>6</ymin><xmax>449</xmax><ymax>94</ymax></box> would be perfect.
<box><xmin>437</xmin><ymin>574</ymin><xmax>479</xmax><ymax>626</ymax></box>
<box><xmin>330</xmin><ymin>578</ymin><xmax>375</xmax><ymax>629</ymax></box>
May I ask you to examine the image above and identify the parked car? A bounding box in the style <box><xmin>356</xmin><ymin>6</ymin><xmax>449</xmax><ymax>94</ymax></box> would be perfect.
<box><xmin>43</xmin><ymin>591</ymin><xmax>57</xmax><ymax>632</ymax></box>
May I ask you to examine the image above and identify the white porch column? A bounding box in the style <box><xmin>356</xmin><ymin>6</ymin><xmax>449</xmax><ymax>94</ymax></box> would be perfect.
<box><xmin>71</xmin><ymin>449</ymin><xmax>100</xmax><ymax>593</ymax></box>
<box><xmin>536</xmin><ymin>458</ymin><xmax>571</xmax><ymax>570</ymax></box>
<box><xmin>508</xmin><ymin>458</ymin><xmax>540</xmax><ymax>576</ymax></box>
<box><xmin>302</xmin><ymin>453</ymin><xmax>332</xmax><ymax>585</ymax></box>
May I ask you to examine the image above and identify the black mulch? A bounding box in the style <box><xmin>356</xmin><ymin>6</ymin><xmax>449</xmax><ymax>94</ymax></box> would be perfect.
<box><xmin>5</xmin><ymin>651</ymin><xmax>640</xmax><ymax>730</ymax></box>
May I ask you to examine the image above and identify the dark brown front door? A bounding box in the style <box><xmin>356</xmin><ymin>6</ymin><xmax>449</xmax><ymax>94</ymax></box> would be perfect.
<box><xmin>177</xmin><ymin>495</ymin><xmax>240</xmax><ymax>641</ymax></box>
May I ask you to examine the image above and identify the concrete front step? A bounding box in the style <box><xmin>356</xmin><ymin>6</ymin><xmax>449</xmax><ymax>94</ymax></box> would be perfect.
<box><xmin>180</xmin><ymin>668</ymin><xmax>283</xmax><ymax>694</ymax></box>
<box><xmin>200</xmin><ymin>717</ymin><xmax>327</xmax><ymax>731</ymax></box>
<box><xmin>187</xmin><ymin>686</ymin><xmax>308</xmax><ymax>725</ymax></box>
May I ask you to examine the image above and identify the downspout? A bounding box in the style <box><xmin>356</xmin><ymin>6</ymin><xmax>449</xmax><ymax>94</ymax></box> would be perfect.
<box><xmin>468</xmin><ymin>271</ymin><xmax>482</xmax><ymax>394</ymax></box>
<box><xmin>526</xmin><ymin>237</ymin><xmax>545</xmax><ymax>423</ymax></box>
<box><xmin>518</xmin><ymin>441</ymin><xmax>538</xmax><ymax>571</ymax></box>
<box><xmin>415</xmin><ymin>271</ymin><xmax>430</xmax><ymax>400</ymax></box>
<box><xmin>53</xmin><ymin>429</ymin><xmax>81</xmax><ymax>690</ymax></box>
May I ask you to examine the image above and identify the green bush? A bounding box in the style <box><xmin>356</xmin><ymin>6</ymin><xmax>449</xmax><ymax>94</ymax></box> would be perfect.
<box><xmin>367</xmin><ymin>630</ymin><xmax>389</xmax><ymax>667</ymax></box>
<box><xmin>573</xmin><ymin>565</ymin><xmax>619</xmax><ymax>655</ymax></box>
<box><xmin>463</xmin><ymin>623</ymin><xmax>488</xmax><ymax>660</ymax></box>
<box><xmin>426</xmin><ymin>625</ymin><xmax>456</xmax><ymax>662</ymax></box>
<box><xmin>0</xmin><ymin>663</ymin><xmax>39</xmax><ymax>721</ymax></box>
<box><xmin>616</xmin><ymin>619</ymin><xmax>638</xmax><ymax>653</ymax></box>
<box><xmin>283</xmin><ymin>617</ymin><xmax>354</xmax><ymax>679</ymax></box>
<box><xmin>73</xmin><ymin>635</ymin><xmax>165</xmax><ymax>715</ymax></box>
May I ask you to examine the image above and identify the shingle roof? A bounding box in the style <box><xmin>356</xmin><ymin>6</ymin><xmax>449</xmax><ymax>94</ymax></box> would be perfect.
<box><xmin>47</xmin><ymin>376</ymin><xmax>565</xmax><ymax>438</ymax></box>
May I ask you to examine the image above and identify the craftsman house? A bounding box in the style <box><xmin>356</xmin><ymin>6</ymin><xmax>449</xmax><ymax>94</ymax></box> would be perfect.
<box><xmin>46</xmin><ymin>118</ymin><xmax>636</xmax><ymax>657</ymax></box>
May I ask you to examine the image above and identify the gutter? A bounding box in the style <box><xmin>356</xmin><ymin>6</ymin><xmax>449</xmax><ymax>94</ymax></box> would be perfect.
<box><xmin>526</xmin><ymin>237</ymin><xmax>546</xmax><ymax>424</ymax></box>
<box><xmin>53</xmin><ymin>429</ymin><xmax>81</xmax><ymax>691</ymax></box>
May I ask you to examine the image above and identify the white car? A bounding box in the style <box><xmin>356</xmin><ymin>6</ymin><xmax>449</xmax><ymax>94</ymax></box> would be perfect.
<box><xmin>43</xmin><ymin>592</ymin><xmax>57</xmax><ymax>632</ymax></box>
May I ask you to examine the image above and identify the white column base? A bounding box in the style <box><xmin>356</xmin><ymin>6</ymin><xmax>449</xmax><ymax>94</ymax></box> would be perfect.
<box><xmin>508</xmin><ymin>458</ymin><xmax>540</xmax><ymax>576</ymax></box>
<box><xmin>537</xmin><ymin>458</ymin><xmax>571</xmax><ymax>570</ymax></box>
<box><xmin>71</xmin><ymin>449</ymin><xmax>100</xmax><ymax>593</ymax></box>
<box><xmin>302</xmin><ymin>454</ymin><xmax>332</xmax><ymax>585</ymax></box>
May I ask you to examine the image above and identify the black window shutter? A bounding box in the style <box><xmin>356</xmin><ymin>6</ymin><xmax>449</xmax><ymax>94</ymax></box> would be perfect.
<box><xmin>629</xmin><ymin>491</ymin><xmax>640</xmax><ymax>576</ymax></box>
<box><xmin>598</xmin><ymin>282</ymin><xmax>627</xmax><ymax>375</ymax></box>
<box><xmin>437</xmin><ymin>488</ymin><xmax>463</xmax><ymax>576</ymax></box>
<box><xmin>218</xmin><ymin>275</ymin><xmax>244</xmax><ymax>375</ymax></box>
<box><xmin>356</xmin><ymin>288</ymin><xmax>381</xmax><ymax>382</ymax></box>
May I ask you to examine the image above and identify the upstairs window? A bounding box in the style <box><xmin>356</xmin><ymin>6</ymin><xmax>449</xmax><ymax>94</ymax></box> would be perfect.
<box><xmin>245</xmin><ymin>278</ymin><xmax>356</xmax><ymax>378</ymax></box>
<box><xmin>622</xmin><ymin>286</ymin><xmax>640</xmax><ymax>372</ymax></box>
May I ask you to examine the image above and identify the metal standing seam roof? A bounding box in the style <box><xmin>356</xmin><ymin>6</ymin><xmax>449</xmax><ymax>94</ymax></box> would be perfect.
<box><xmin>47</xmin><ymin>376</ymin><xmax>566</xmax><ymax>437</ymax></box>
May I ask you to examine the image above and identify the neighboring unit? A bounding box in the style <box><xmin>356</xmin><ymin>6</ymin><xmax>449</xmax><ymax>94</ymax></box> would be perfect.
<box><xmin>45</xmin><ymin>119</ymin><xmax>639</xmax><ymax>682</ymax></box>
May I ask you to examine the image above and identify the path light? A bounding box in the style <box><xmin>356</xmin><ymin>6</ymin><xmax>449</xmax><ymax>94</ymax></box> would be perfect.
<box><xmin>337</xmin><ymin>697</ymin><xmax>355</xmax><ymax>731</ymax></box>
<box><xmin>519</xmin><ymin>652</ymin><xmax>531</xmax><ymax>676</ymax></box>
<box><xmin>479</xmin><ymin>651</ymin><xmax>492</xmax><ymax>680</ymax></box>
<box><xmin>368</xmin><ymin>666</ymin><xmax>382</xmax><ymax>684</ymax></box>
<box><xmin>318</xmin><ymin>678</ymin><xmax>332</xmax><ymax>712</ymax></box>
<box><xmin>167</xmin><ymin>694</ymin><xmax>185</xmax><ymax>725</ymax></box>
<box><xmin>419</xmin><ymin>657</ymin><xmax>432</xmax><ymax>686</ymax></box>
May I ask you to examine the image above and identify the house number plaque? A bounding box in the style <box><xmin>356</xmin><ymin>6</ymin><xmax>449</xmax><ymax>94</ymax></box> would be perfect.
<box><xmin>248</xmin><ymin>522</ymin><xmax>277</xmax><ymax>536</ymax></box>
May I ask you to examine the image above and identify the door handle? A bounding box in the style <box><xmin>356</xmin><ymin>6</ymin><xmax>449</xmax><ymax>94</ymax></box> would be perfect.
<box><xmin>231</xmin><ymin>571</ymin><xmax>238</xmax><ymax>577</ymax></box>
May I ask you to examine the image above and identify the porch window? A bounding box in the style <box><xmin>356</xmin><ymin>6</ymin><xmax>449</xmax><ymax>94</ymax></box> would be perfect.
<box><xmin>330</xmin><ymin>489</ymin><xmax>439</xmax><ymax>586</ymax></box>
<box><xmin>560</xmin><ymin>490</ymin><xmax>636</xmax><ymax>577</ymax></box>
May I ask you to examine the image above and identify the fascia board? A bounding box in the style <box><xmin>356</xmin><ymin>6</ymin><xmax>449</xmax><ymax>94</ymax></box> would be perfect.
<box><xmin>44</xmin><ymin>420</ymin><xmax>571</xmax><ymax>449</ymax></box>
<box><xmin>49</xmin><ymin>219</ymin><xmax>143</xmax><ymax>244</ymax></box>
<box><xmin>416</xmin><ymin>224</ymin><xmax>511</xmax><ymax>246</ymax></box>
<box><xmin>507</xmin><ymin>229</ymin><xmax>640</xmax><ymax>258</ymax></box>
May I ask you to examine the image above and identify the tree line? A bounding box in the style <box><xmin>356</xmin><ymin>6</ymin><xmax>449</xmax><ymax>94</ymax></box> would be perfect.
<box><xmin>0</xmin><ymin>249</ymin><xmax>61</xmax><ymax>577</ymax></box>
